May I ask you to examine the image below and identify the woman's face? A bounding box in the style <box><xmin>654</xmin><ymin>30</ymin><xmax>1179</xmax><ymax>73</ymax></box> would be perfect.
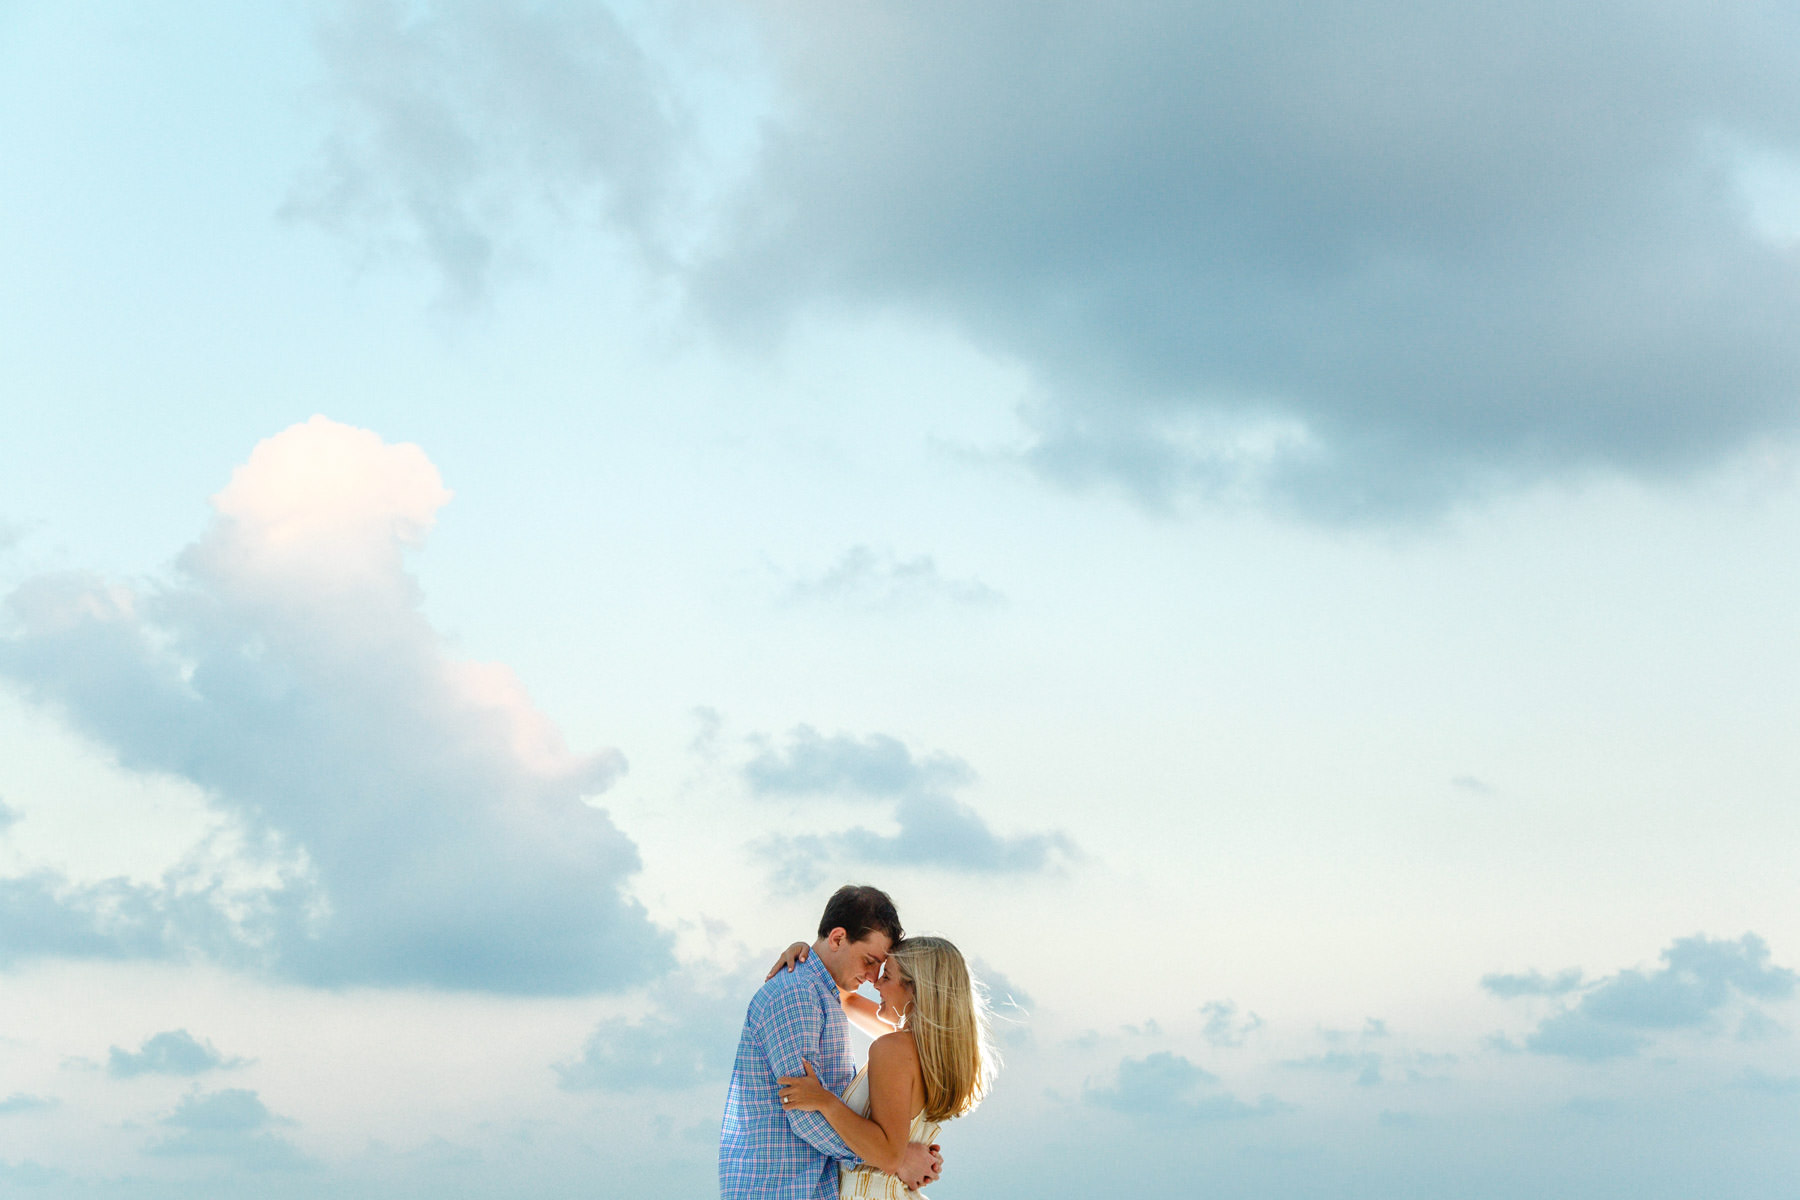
<box><xmin>875</xmin><ymin>959</ymin><xmax>915</xmax><ymax>1026</ymax></box>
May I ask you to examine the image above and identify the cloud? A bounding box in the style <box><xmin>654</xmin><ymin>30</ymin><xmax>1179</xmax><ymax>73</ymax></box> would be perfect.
<box><xmin>783</xmin><ymin>546</ymin><xmax>1003</xmax><ymax>610</ymax></box>
<box><xmin>146</xmin><ymin>1088</ymin><xmax>309</xmax><ymax>1170</ymax></box>
<box><xmin>1450</xmin><ymin>775</ymin><xmax>1494</xmax><ymax>797</ymax></box>
<box><xmin>699</xmin><ymin>2</ymin><xmax>1800</xmax><ymax>518</ymax></box>
<box><xmin>1200</xmin><ymin>1000</ymin><xmax>1265</xmax><ymax>1048</ymax></box>
<box><xmin>746</xmin><ymin>726</ymin><xmax>1074</xmax><ymax>887</ymax></box>
<box><xmin>761</xmin><ymin>793</ymin><xmax>1076</xmax><ymax>891</ymax></box>
<box><xmin>0</xmin><ymin>1094</ymin><xmax>56</xmax><ymax>1115</ymax></box>
<box><xmin>973</xmin><ymin>959</ymin><xmax>1034</xmax><ymax>1047</ymax></box>
<box><xmin>0</xmin><ymin>416</ymin><xmax>669</xmax><ymax>994</ymax></box>
<box><xmin>0</xmin><ymin>873</ymin><xmax>183</xmax><ymax>966</ymax></box>
<box><xmin>1481</xmin><ymin>968</ymin><xmax>1585</xmax><ymax>998</ymax></box>
<box><xmin>1735</xmin><ymin>1068</ymin><xmax>1800</xmax><ymax>1096</ymax></box>
<box><xmin>1283</xmin><ymin>1050</ymin><xmax>1384</xmax><ymax>1086</ymax></box>
<box><xmin>1496</xmin><ymin>933</ymin><xmax>1795</xmax><ymax>1061</ymax></box>
<box><xmin>555</xmin><ymin>966</ymin><xmax>754</xmax><ymax>1092</ymax></box>
<box><xmin>974</xmin><ymin>960</ymin><xmax>1033</xmax><ymax>1013</ymax></box>
<box><xmin>108</xmin><ymin>1030</ymin><xmax>245</xmax><ymax>1078</ymax></box>
<box><xmin>0</xmin><ymin>1159</ymin><xmax>62</xmax><ymax>1186</ymax></box>
<box><xmin>744</xmin><ymin>727</ymin><xmax>974</xmax><ymax>799</ymax></box>
<box><xmin>0</xmin><ymin>799</ymin><xmax>16</xmax><ymax>833</ymax></box>
<box><xmin>0</xmin><ymin>519</ymin><xmax>21</xmax><ymax>554</ymax></box>
<box><xmin>287</xmin><ymin>0</ymin><xmax>692</xmax><ymax>299</ymax></box>
<box><xmin>1085</xmin><ymin>1051</ymin><xmax>1287</xmax><ymax>1123</ymax></box>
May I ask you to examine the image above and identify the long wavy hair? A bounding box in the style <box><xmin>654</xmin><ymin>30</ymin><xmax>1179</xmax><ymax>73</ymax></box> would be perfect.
<box><xmin>886</xmin><ymin>936</ymin><xmax>998</xmax><ymax>1121</ymax></box>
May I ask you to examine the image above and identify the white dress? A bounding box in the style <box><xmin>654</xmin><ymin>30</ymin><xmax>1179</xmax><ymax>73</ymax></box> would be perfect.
<box><xmin>836</xmin><ymin>1065</ymin><xmax>944</xmax><ymax>1200</ymax></box>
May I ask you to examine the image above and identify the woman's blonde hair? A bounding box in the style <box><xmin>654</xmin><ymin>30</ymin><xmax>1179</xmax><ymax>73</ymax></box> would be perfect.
<box><xmin>887</xmin><ymin>936</ymin><xmax>998</xmax><ymax>1121</ymax></box>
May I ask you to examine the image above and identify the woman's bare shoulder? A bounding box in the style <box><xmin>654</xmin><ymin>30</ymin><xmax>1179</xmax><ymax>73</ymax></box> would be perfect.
<box><xmin>870</xmin><ymin>1029</ymin><xmax>919</xmax><ymax>1067</ymax></box>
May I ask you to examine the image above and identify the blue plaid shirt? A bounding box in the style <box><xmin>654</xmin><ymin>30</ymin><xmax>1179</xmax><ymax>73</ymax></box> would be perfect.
<box><xmin>719</xmin><ymin>952</ymin><xmax>860</xmax><ymax>1199</ymax></box>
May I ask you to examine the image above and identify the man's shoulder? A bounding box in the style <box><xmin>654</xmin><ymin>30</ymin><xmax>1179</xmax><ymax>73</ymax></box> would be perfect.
<box><xmin>748</xmin><ymin>962</ymin><xmax>820</xmax><ymax>1016</ymax></box>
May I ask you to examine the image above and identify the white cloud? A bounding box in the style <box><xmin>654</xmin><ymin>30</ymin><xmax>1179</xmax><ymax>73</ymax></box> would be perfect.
<box><xmin>0</xmin><ymin>417</ymin><xmax>667</xmax><ymax>993</ymax></box>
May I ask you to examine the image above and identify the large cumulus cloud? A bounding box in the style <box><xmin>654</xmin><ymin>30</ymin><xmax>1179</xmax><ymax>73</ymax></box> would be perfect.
<box><xmin>708</xmin><ymin>0</ymin><xmax>1800</xmax><ymax>516</ymax></box>
<box><xmin>303</xmin><ymin>2</ymin><xmax>1800</xmax><ymax>517</ymax></box>
<box><xmin>0</xmin><ymin>416</ymin><xmax>667</xmax><ymax>993</ymax></box>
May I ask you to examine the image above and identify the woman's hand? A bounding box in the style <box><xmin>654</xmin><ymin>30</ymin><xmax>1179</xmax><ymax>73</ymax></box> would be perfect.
<box><xmin>765</xmin><ymin>941</ymin><xmax>812</xmax><ymax>980</ymax></box>
<box><xmin>776</xmin><ymin>1059</ymin><xmax>835</xmax><ymax>1113</ymax></box>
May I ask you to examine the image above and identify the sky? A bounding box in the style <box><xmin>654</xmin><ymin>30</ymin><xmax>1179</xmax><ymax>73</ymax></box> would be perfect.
<box><xmin>2</xmin><ymin>1</ymin><xmax>1798</xmax><ymax>1196</ymax></box>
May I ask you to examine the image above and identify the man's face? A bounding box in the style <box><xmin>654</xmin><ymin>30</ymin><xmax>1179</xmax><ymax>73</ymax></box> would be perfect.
<box><xmin>824</xmin><ymin>929</ymin><xmax>892</xmax><ymax>991</ymax></box>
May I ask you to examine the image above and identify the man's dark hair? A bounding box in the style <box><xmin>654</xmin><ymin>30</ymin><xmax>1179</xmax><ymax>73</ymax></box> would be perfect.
<box><xmin>817</xmin><ymin>884</ymin><xmax>902</xmax><ymax>946</ymax></box>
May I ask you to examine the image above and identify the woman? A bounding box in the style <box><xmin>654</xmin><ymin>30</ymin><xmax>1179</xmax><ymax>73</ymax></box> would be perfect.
<box><xmin>766</xmin><ymin>936</ymin><xmax>997</xmax><ymax>1199</ymax></box>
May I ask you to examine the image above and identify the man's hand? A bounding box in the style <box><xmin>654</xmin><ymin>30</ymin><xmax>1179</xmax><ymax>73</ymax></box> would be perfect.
<box><xmin>896</xmin><ymin>1141</ymin><xmax>943</xmax><ymax>1191</ymax></box>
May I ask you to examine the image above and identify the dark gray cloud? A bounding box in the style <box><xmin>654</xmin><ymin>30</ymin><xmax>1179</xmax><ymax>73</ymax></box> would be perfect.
<box><xmin>146</xmin><ymin>1088</ymin><xmax>309</xmax><ymax>1171</ymax></box>
<box><xmin>1481</xmin><ymin>968</ymin><xmax>1585</xmax><ymax>998</ymax></box>
<box><xmin>0</xmin><ymin>1094</ymin><xmax>55</xmax><ymax>1115</ymax></box>
<box><xmin>294</xmin><ymin>4</ymin><xmax>1800</xmax><ymax>517</ymax></box>
<box><xmin>288</xmin><ymin>0</ymin><xmax>688</xmax><ymax>298</ymax></box>
<box><xmin>1495</xmin><ymin>933</ymin><xmax>1795</xmax><ymax>1061</ymax></box>
<box><xmin>783</xmin><ymin>546</ymin><xmax>1003</xmax><ymax>611</ymax></box>
<box><xmin>108</xmin><ymin>1030</ymin><xmax>245</xmax><ymax>1079</ymax></box>
<box><xmin>0</xmin><ymin>418</ymin><xmax>669</xmax><ymax>994</ymax></box>
<box><xmin>703</xmin><ymin>1</ymin><xmax>1800</xmax><ymax>517</ymax></box>
<box><xmin>1085</xmin><ymin>1051</ymin><xmax>1287</xmax><ymax>1122</ymax></box>
<box><xmin>744</xmin><ymin>726</ymin><xmax>974</xmax><ymax>799</ymax></box>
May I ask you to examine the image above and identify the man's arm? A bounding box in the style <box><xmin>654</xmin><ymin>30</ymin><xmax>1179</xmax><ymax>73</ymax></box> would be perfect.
<box><xmin>757</xmin><ymin>984</ymin><xmax>861</xmax><ymax>1162</ymax></box>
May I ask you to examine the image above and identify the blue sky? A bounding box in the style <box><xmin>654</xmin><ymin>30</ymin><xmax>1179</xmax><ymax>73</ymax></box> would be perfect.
<box><xmin>3</xmin><ymin>2</ymin><xmax>1799</xmax><ymax>1196</ymax></box>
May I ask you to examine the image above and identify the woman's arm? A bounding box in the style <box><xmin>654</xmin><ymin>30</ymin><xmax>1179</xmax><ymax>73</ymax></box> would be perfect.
<box><xmin>762</xmin><ymin>941</ymin><xmax>897</xmax><ymax>1038</ymax></box>
<box><xmin>841</xmin><ymin>991</ymin><xmax>894</xmax><ymax>1038</ymax></box>
<box><xmin>765</xmin><ymin>941</ymin><xmax>811</xmax><ymax>980</ymax></box>
<box><xmin>778</xmin><ymin>1033</ymin><xmax>921</xmax><ymax>1174</ymax></box>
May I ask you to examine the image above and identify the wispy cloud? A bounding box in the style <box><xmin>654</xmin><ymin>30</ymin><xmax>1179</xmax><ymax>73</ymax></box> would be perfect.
<box><xmin>782</xmin><ymin>546</ymin><xmax>1002</xmax><ymax>611</ymax></box>
<box><xmin>287</xmin><ymin>0</ymin><xmax>695</xmax><ymax>299</ymax></box>
<box><xmin>0</xmin><ymin>1093</ymin><xmax>56</xmax><ymax>1116</ymax></box>
<box><xmin>0</xmin><ymin>416</ymin><xmax>668</xmax><ymax>993</ymax></box>
<box><xmin>1282</xmin><ymin>1050</ymin><xmax>1384</xmax><ymax>1087</ymax></box>
<box><xmin>1199</xmin><ymin>999</ymin><xmax>1264</xmax><ymax>1048</ymax></box>
<box><xmin>1481</xmin><ymin>968</ymin><xmax>1585</xmax><ymax>998</ymax></box>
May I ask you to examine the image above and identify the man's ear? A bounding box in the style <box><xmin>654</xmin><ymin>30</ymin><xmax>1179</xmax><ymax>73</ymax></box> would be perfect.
<box><xmin>825</xmin><ymin>927</ymin><xmax>847</xmax><ymax>949</ymax></box>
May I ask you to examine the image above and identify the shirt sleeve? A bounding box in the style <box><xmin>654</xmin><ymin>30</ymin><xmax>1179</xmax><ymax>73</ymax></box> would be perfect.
<box><xmin>756</xmin><ymin>983</ymin><xmax>860</xmax><ymax>1163</ymax></box>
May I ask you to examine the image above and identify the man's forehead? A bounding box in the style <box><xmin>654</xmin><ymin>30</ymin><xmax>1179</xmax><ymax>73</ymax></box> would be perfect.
<box><xmin>850</xmin><ymin>931</ymin><xmax>893</xmax><ymax>959</ymax></box>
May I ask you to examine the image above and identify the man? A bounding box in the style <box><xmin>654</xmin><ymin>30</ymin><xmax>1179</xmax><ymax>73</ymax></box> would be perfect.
<box><xmin>720</xmin><ymin>884</ymin><xmax>943</xmax><ymax>1199</ymax></box>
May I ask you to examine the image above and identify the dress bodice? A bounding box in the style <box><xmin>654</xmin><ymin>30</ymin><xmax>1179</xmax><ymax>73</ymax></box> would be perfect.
<box><xmin>838</xmin><ymin>1066</ymin><xmax>943</xmax><ymax>1200</ymax></box>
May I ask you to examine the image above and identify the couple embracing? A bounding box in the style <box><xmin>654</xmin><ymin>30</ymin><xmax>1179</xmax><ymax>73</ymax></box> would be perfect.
<box><xmin>718</xmin><ymin>885</ymin><xmax>998</xmax><ymax>1199</ymax></box>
